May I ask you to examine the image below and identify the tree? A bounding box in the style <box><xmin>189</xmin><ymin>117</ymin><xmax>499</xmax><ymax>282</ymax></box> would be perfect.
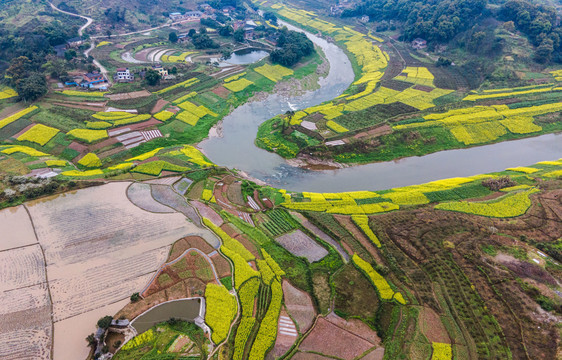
<box><xmin>436</xmin><ymin>57</ymin><xmax>452</xmax><ymax>67</ymax></box>
<box><xmin>6</xmin><ymin>56</ymin><xmax>31</xmax><ymax>86</ymax></box>
<box><xmin>233</xmin><ymin>28</ymin><xmax>245</xmax><ymax>42</ymax></box>
<box><xmin>145</xmin><ymin>69</ymin><xmax>160</xmax><ymax>86</ymax></box>
<box><xmin>106</xmin><ymin>29</ymin><xmax>112</xmax><ymax>39</ymax></box>
<box><xmin>170</xmin><ymin>66</ymin><xmax>178</xmax><ymax>74</ymax></box>
<box><xmin>17</xmin><ymin>73</ymin><xmax>48</xmax><ymax>102</ymax></box>
<box><xmin>188</xmin><ymin>29</ymin><xmax>196</xmax><ymax>37</ymax></box>
<box><xmin>86</xmin><ymin>333</ymin><xmax>97</xmax><ymax>348</ymax></box>
<box><xmin>191</xmin><ymin>33</ymin><xmax>219</xmax><ymax>49</ymax></box>
<box><xmin>130</xmin><ymin>292</ymin><xmax>141</xmax><ymax>302</ymax></box>
<box><xmin>264</xmin><ymin>12</ymin><xmax>278</xmax><ymax>25</ymax></box>
<box><xmin>97</xmin><ymin>316</ymin><xmax>113</xmax><ymax>329</ymax></box>
<box><xmin>535</xmin><ymin>38</ymin><xmax>554</xmax><ymax>63</ymax></box>
<box><xmin>64</xmin><ymin>49</ymin><xmax>77</xmax><ymax>61</ymax></box>
<box><xmin>42</xmin><ymin>57</ymin><xmax>67</xmax><ymax>79</ymax></box>
<box><xmin>221</xmin><ymin>49</ymin><xmax>232</xmax><ymax>60</ymax></box>
<box><xmin>270</xmin><ymin>30</ymin><xmax>314</xmax><ymax>67</ymax></box>
<box><xmin>169</xmin><ymin>31</ymin><xmax>178</xmax><ymax>43</ymax></box>
<box><xmin>218</xmin><ymin>25</ymin><xmax>233</xmax><ymax>37</ymax></box>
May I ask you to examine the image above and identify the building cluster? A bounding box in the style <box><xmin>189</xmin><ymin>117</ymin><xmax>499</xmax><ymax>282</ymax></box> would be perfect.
<box><xmin>65</xmin><ymin>71</ymin><xmax>108</xmax><ymax>90</ymax></box>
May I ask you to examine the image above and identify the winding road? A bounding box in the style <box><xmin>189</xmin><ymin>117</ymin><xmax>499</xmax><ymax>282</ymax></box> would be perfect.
<box><xmin>48</xmin><ymin>1</ymin><xmax>111</xmax><ymax>84</ymax></box>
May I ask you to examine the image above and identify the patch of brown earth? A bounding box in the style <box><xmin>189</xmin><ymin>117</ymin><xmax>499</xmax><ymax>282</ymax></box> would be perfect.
<box><xmin>419</xmin><ymin>306</ymin><xmax>450</xmax><ymax>343</ymax></box>
<box><xmin>212</xmin><ymin>86</ymin><xmax>230</xmax><ymax>98</ymax></box>
<box><xmin>325</xmin><ymin>312</ymin><xmax>381</xmax><ymax>345</ymax></box>
<box><xmin>151</xmin><ymin>99</ymin><xmax>169</xmax><ymax>114</ymax></box>
<box><xmin>268</xmin><ymin>308</ymin><xmax>298</xmax><ymax>359</ymax></box>
<box><xmin>299</xmin><ymin>317</ymin><xmax>375</xmax><ymax>360</ymax></box>
<box><xmin>282</xmin><ymin>281</ymin><xmax>316</xmax><ymax>333</ymax></box>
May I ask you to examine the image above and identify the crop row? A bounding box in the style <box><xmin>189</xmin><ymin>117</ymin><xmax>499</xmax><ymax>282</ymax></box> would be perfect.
<box><xmin>248</xmin><ymin>279</ymin><xmax>283</xmax><ymax>360</ymax></box>
<box><xmin>0</xmin><ymin>105</ymin><xmax>38</xmax><ymax>129</ymax></box>
<box><xmin>67</xmin><ymin>129</ymin><xmax>108</xmax><ymax>143</ymax></box>
<box><xmin>78</xmin><ymin>153</ymin><xmax>102</xmax><ymax>168</ymax></box>
<box><xmin>132</xmin><ymin>160</ymin><xmax>188</xmax><ymax>176</ymax></box>
<box><xmin>203</xmin><ymin>218</ymin><xmax>255</xmax><ymax>261</ymax></box>
<box><xmin>224</xmin><ymin>78</ymin><xmax>254</xmax><ymax>92</ymax></box>
<box><xmin>352</xmin><ymin>254</ymin><xmax>406</xmax><ymax>304</ymax></box>
<box><xmin>156</xmin><ymin>77</ymin><xmax>200</xmax><ymax>94</ymax></box>
<box><xmin>205</xmin><ymin>283</ymin><xmax>237</xmax><ymax>344</ymax></box>
<box><xmin>351</xmin><ymin>215</ymin><xmax>381</xmax><ymax>247</ymax></box>
<box><xmin>254</xmin><ymin>64</ymin><xmax>293</xmax><ymax>82</ymax></box>
<box><xmin>121</xmin><ymin>329</ymin><xmax>155</xmax><ymax>351</ymax></box>
<box><xmin>431</xmin><ymin>342</ymin><xmax>452</xmax><ymax>360</ymax></box>
<box><xmin>435</xmin><ymin>188</ymin><xmax>539</xmax><ymax>218</ymax></box>
<box><xmin>220</xmin><ymin>246</ymin><xmax>260</xmax><ymax>289</ymax></box>
<box><xmin>17</xmin><ymin>124</ymin><xmax>59</xmax><ymax>146</ymax></box>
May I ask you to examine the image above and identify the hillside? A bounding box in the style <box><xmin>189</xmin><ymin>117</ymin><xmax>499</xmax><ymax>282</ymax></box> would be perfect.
<box><xmin>0</xmin><ymin>0</ymin><xmax>200</xmax><ymax>34</ymax></box>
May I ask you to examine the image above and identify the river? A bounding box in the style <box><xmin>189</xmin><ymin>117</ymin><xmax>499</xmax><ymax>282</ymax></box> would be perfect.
<box><xmin>200</xmin><ymin>23</ymin><xmax>562</xmax><ymax>193</ymax></box>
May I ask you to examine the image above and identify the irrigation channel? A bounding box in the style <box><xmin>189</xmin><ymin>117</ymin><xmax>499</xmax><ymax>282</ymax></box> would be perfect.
<box><xmin>200</xmin><ymin>22</ymin><xmax>562</xmax><ymax>192</ymax></box>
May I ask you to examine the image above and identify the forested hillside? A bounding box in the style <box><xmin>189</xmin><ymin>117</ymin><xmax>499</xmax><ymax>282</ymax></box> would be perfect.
<box><xmin>343</xmin><ymin>0</ymin><xmax>562</xmax><ymax>63</ymax></box>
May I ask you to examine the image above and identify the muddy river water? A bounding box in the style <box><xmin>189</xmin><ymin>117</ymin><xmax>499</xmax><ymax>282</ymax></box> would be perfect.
<box><xmin>200</xmin><ymin>23</ymin><xmax>562</xmax><ymax>192</ymax></box>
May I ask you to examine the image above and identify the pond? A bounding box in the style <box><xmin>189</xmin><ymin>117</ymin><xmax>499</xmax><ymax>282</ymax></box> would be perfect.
<box><xmin>200</xmin><ymin>21</ymin><xmax>562</xmax><ymax>193</ymax></box>
<box><xmin>131</xmin><ymin>298</ymin><xmax>202</xmax><ymax>334</ymax></box>
<box><xmin>224</xmin><ymin>48</ymin><xmax>269</xmax><ymax>65</ymax></box>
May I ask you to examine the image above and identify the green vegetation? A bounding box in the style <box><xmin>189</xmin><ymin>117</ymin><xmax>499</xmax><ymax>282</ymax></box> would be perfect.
<box><xmin>114</xmin><ymin>320</ymin><xmax>208</xmax><ymax>360</ymax></box>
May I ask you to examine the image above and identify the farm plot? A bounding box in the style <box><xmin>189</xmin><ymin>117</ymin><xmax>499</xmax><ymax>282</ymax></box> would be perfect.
<box><xmin>150</xmin><ymin>184</ymin><xmax>205</xmax><ymax>227</ymax></box>
<box><xmin>24</xmin><ymin>182</ymin><xmax>216</xmax><ymax>360</ymax></box>
<box><xmin>275</xmin><ymin>229</ymin><xmax>328</xmax><ymax>262</ymax></box>
<box><xmin>282</xmin><ymin>281</ymin><xmax>316</xmax><ymax>332</ymax></box>
<box><xmin>299</xmin><ymin>317</ymin><xmax>376</xmax><ymax>360</ymax></box>
<box><xmin>126</xmin><ymin>183</ymin><xmax>173</xmax><ymax>213</ymax></box>
<box><xmin>0</xmin><ymin>242</ymin><xmax>51</xmax><ymax>360</ymax></box>
<box><xmin>0</xmin><ymin>205</ymin><xmax>38</xmax><ymax>250</ymax></box>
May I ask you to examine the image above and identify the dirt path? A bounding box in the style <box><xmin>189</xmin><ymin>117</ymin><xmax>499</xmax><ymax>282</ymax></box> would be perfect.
<box><xmin>48</xmin><ymin>1</ymin><xmax>111</xmax><ymax>84</ymax></box>
<box><xmin>48</xmin><ymin>1</ymin><xmax>92</xmax><ymax>36</ymax></box>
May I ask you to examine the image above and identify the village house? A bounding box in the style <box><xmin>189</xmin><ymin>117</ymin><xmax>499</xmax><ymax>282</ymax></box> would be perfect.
<box><xmin>412</xmin><ymin>38</ymin><xmax>427</xmax><ymax>49</ymax></box>
<box><xmin>169</xmin><ymin>12</ymin><xmax>183</xmax><ymax>21</ymax></box>
<box><xmin>66</xmin><ymin>37</ymin><xmax>84</xmax><ymax>49</ymax></box>
<box><xmin>199</xmin><ymin>3</ymin><xmax>213</xmax><ymax>13</ymax></box>
<box><xmin>222</xmin><ymin>6</ymin><xmax>235</xmax><ymax>15</ymax></box>
<box><xmin>80</xmin><ymin>72</ymin><xmax>107</xmax><ymax>88</ymax></box>
<box><xmin>152</xmin><ymin>64</ymin><xmax>168</xmax><ymax>77</ymax></box>
<box><xmin>169</xmin><ymin>11</ymin><xmax>204</xmax><ymax>22</ymax></box>
<box><xmin>114</xmin><ymin>68</ymin><xmax>134</xmax><ymax>82</ymax></box>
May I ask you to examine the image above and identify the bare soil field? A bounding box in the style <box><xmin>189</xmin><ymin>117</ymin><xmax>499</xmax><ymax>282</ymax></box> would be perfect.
<box><xmin>151</xmin><ymin>184</ymin><xmax>204</xmax><ymax>226</ymax></box>
<box><xmin>419</xmin><ymin>307</ymin><xmax>450</xmax><ymax>344</ymax></box>
<box><xmin>325</xmin><ymin>312</ymin><xmax>381</xmax><ymax>346</ymax></box>
<box><xmin>282</xmin><ymin>281</ymin><xmax>316</xmax><ymax>333</ymax></box>
<box><xmin>291</xmin><ymin>212</ymin><xmax>349</xmax><ymax>262</ymax></box>
<box><xmin>292</xmin><ymin>352</ymin><xmax>333</xmax><ymax>359</ymax></box>
<box><xmin>0</xmin><ymin>205</ymin><xmax>38</xmax><ymax>250</ymax></box>
<box><xmin>127</xmin><ymin>182</ymin><xmax>174</xmax><ymax>213</ymax></box>
<box><xmin>192</xmin><ymin>200</ymin><xmax>223</xmax><ymax>226</ymax></box>
<box><xmin>268</xmin><ymin>309</ymin><xmax>298</xmax><ymax>359</ymax></box>
<box><xmin>276</xmin><ymin>229</ymin><xmax>328</xmax><ymax>262</ymax></box>
<box><xmin>151</xmin><ymin>99</ymin><xmax>169</xmax><ymax>114</ymax></box>
<box><xmin>0</xmin><ymin>206</ymin><xmax>51</xmax><ymax>360</ymax></box>
<box><xmin>23</xmin><ymin>182</ymin><xmax>209</xmax><ymax>360</ymax></box>
<box><xmin>170</xmin><ymin>236</ymin><xmax>216</xmax><ymax>260</ymax></box>
<box><xmin>299</xmin><ymin>317</ymin><xmax>375</xmax><ymax>360</ymax></box>
<box><xmin>105</xmin><ymin>90</ymin><xmax>151</xmax><ymax>101</ymax></box>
